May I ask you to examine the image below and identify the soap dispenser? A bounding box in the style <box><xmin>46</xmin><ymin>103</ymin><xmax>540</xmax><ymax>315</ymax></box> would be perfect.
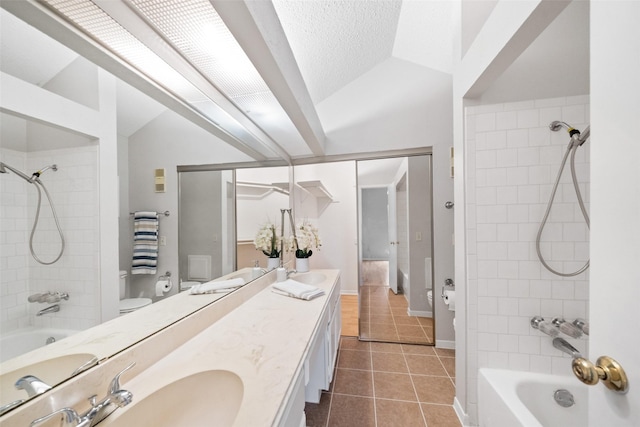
<box><xmin>251</xmin><ymin>260</ymin><xmax>262</xmax><ymax>280</ymax></box>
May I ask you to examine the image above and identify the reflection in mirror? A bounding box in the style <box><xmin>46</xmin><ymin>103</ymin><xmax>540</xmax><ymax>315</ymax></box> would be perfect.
<box><xmin>357</xmin><ymin>156</ymin><xmax>434</xmax><ymax>345</ymax></box>
<box><xmin>236</xmin><ymin>167</ymin><xmax>291</xmax><ymax>270</ymax></box>
<box><xmin>178</xmin><ymin>169</ymin><xmax>236</xmax><ymax>289</ymax></box>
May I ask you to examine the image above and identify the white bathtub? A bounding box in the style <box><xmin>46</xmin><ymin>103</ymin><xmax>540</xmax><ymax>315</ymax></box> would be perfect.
<box><xmin>0</xmin><ymin>327</ymin><xmax>79</xmax><ymax>363</ymax></box>
<box><xmin>478</xmin><ymin>368</ymin><xmax>588</xmax><ymax>427</ymax></box>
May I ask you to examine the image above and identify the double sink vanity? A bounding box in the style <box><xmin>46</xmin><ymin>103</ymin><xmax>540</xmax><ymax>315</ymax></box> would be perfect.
<box><xmin>0</xmin><ymin>268</ymin><xmax>341</xmax><ymax>427</ymax></box>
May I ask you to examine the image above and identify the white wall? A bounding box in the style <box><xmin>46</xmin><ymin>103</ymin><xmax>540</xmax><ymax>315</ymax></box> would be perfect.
<box><xmin>293</xmin><ymin>161</ymin><xmax>358</xmax><ymax>294</ymax></box>
<box><xmin>589</xmin><ymin>1</ymin><xmax>640</xmax><ymax>424</ymax></box>
<box><xmin>126</xmin><ymin>110</ymin><xmax>251</xmax><ymax>299</ymax></box>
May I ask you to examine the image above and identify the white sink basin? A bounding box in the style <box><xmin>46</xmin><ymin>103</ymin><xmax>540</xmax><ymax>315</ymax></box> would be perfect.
<box><xmin>1</xmin><ymin>353</ymin><xmax>97</xmax><ymax>404</ymax></box>
<box><xmin>104</xmin><ymin>370</ymin><xmax>243</xmax><ymax>426</ymax></box>
<box><xmin>291</xmin><ymin>272</ymin><xmax>327</xmax><ymax>286</ymax></box>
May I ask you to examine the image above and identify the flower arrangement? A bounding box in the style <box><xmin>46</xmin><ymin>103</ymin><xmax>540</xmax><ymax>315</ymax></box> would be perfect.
<box><xmin>254</xmin><ymin>223</ymin><xmax>281</xmax><ymax>258</ymax></box>
<box><xmin>289</xmin><ymin>219</ymin><xmax>321</xmax><ymax>258</ymax></box>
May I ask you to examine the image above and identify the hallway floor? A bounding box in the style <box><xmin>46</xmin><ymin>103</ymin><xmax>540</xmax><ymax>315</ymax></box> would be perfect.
<box><xmin>359</xmin><ymin>261</ymin><xmax>434</xmax><ymax>344</ymax></box>
<box><xmin>304</xmin><ymin>337</ymin><xmax>460</xmax><ymax>427</ymax></box>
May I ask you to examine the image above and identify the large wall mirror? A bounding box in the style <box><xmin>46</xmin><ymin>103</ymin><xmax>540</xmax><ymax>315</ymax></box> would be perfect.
<box><xmin>357</xmin><ymin>155</ymin><xmax>434</xmax><ymax>345</ymax></box>
<box><xmin>178</xmin><ymin>169</ymin><xmax>236</xmax><ymax>286</ymax></box>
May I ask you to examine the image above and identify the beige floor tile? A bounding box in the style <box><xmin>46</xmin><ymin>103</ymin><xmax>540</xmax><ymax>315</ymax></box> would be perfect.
<box><xmin>304</xmin><ymin>392</ymin><xmax>331</xmax><ymax>427</ymax></box>
<box><xmin>402</xmin><ymin>344</ymin><xmax>436</xmax><ymax>355</ymax></box>
<box><xmin>421</xmin><ymin>403</ymin><xmax>462</xmax><ymax>426</ymax></box>
<box><xmin>371</xmin><ymin>351</ymin><xmax>409</xmax><ymax>373</ymax></box>
<box><xmin>404</xmin><ymin>354</ymin><xmax>448</xmax><ymax>376</ymax></box>
<box><xmin>327</xmin><ymin>394</ymin><xmax>376</xmax><ymax>427</ymax></box>
<box><xmin>373</xmin><ymin>371</ymin><xmax>417</xmax><ymax>401</ymax></box>
<box><xmin>435</xmin><ymin>348</ymin><xmax>456</xmax><ymax>357</ymax></box>
<box><xmin>375</xmin><ymin>399</ymin><xmax>426</xmax><ymax>427</ymax></box>
<box><xmin>340</xmin><ymin>336</ymin><xmax>370</xmax><ymax>352</ymax></box>
<box><xmin>370</xmin><ymin>341</ymin><xmax>404</xmax><ymax>354</ymax></box>
<box><xmin>440</xmin><ymin>356</ymin><xmax>456</xmax><ymax>378</ymax></box>
<box><xmin>333</xmin><ymin>368</ymin><xmax>374</xmax><ymax>397</ymax></box>
<box><xmin>338</xmin><ymin>349</ymin><xmax>372</xmax><ymax>370</ymax></box>
<box><xmin>412</xmin><ymin>375</ymin><xmax>456</xmax><ymax>404</ymax></box>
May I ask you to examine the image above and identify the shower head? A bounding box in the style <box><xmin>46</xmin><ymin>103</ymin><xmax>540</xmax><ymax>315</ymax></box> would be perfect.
<box><xmin>549</xmin><ymin>121</ymin><xmax>573</xmax><ymax>132</ymax></box>
<box><xmin>0</xmin><ymin>163</ymin><xmax>6</xmax><ymax>173</ymax></box>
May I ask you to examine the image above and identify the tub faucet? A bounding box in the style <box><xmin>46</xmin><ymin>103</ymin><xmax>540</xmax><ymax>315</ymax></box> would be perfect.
<box><xmin>29</xmin><ymin>363</ymin><xmax>135</xmax><ymax>427</ymax></box>
<box><xmin>36</xmin><ymin>304</ymin><xmax>60</xmax><ymax>316</ymax></box>
<box><xmin>553</xmin><ymin>337</ymin><xmax>582</xmax><ymax>359</ymax></box>
<box><xmin>15</xmin><ymin>375</ymin><xmax>52</xmax><ymax>397</ymax></box>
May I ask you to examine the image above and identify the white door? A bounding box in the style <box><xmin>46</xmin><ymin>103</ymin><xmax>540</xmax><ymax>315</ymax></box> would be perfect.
<box><xmin>589</xmin><ymin>3</ymin><xmax>639</xmax><ymax>425</ymax></box>
<box><xmin>387</xmin><ymin>184</ymin><xmax>398</xmax><ymax>294</ymax></box>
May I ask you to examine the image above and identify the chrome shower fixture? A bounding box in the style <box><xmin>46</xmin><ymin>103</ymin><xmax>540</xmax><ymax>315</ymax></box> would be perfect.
<box><xmin>30</xmin><ymin>164</ymin><xmax>57</xmax><ymax>181</ymax></box>
<box><xmin>549</xmin><ymin>121</ymin><xmax>590</xmax><ymax>146</ymax></box>
<box><xmin>0</xmin><ymin>161</ymin><xmax>65</xmax><ymax>264</ymax></box>
<box><xmin>0</xmin><ymin>162</ymin><xmax>58</xmax><ymax>183</ymax></box>
<box><xmin>536</xmin><ymin>120</ymin><xmax>591</xmax><ymax>277</ymax></box>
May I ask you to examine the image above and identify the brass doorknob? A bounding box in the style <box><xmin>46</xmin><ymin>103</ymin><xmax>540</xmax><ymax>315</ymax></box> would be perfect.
<box><xmin>571</xmin><ymin>356</ymin><xmax>629</xmax><ymax>394</ymax></box>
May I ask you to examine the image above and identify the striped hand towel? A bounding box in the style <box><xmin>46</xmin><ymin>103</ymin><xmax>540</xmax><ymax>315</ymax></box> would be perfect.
<box><xmin>132</xmin><ymin>211</ymin><xmax>158</xmax><ymax>274</ymax></box>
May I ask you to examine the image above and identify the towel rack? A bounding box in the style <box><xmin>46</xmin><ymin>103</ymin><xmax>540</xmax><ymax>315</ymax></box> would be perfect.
<box><xmin>129</xmin><ymin>211</ymin><xmax>170</xmax><ymax>217</ymax></box>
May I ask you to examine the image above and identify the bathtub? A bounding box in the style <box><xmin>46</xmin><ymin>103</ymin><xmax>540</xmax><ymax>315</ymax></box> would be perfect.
<box><xmin>478</xmin><ymin>368</ymin><xmax>588</xmax><ymax>427</ymax></box>
<box><xmin>0</xmin><ymin>327</ymin><xmax>79</xmax><ymax>363</ymax></box>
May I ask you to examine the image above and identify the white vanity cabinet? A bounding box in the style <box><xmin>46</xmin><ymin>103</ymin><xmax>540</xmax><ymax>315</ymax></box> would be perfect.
<box><xmin>304</xmin><ymin>277</ymin><xmax>341</xmax><ymax>404</ymax></box>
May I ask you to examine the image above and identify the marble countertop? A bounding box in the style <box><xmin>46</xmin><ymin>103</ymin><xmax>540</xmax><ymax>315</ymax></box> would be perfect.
<box><xmin>99</xmin><ymin>269</ymin><xmax>340</xmax><ymax>426</ymax></box>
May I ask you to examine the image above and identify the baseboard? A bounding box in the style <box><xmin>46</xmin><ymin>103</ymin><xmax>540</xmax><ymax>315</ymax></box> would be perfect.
<box><xmin>436</xmin><ymin>339</ymin><xmax>455</xmax><ymax>349</ymax></box>
<box><xmin>340</xmin><ymin>290</ymin><xmax>358</xmax><ymax>296</ymax></box>
<box><xmin>407</xmin><ymin>309</ymin><xmax>432</xmax><ymax>317</ymax></box>
<box><xmin>453</xmin><ymin>397</ymin><xmax>470</xmax><ymax>426</ymax></box>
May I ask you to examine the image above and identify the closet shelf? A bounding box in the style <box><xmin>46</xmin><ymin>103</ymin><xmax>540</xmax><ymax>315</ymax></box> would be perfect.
<box><xmin>296</xmin><ymin>180</ymin><xmax>335</xmax><ymax>202</ymax></box>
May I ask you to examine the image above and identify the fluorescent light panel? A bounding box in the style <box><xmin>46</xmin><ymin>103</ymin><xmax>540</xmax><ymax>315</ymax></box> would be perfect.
<box><xmin>40</xmin><ymin>0</ymin><xmax>296</xmax><ymax>159</ymax></box>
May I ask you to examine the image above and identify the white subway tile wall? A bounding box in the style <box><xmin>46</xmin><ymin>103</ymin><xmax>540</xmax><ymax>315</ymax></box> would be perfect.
<box><xmin>1</xmin><ymin>146</ymin><xmax>100</xmax><ymax>335</ymax></box>
<box><xmin>465</xmin><ymin>96</ymin><xmax>590</xmax><ymax>414</ymax></box>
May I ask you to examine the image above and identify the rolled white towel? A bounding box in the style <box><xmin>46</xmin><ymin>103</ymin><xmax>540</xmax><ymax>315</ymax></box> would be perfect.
<box><xmin>189</xmin><ymin>277</ymin><xmax>245</xmax><ymax>295</ymax></box>
<box><xmin>272</xmin><ymin>279</ymin><xmax>325</xmax><ymax>301</ymax></box>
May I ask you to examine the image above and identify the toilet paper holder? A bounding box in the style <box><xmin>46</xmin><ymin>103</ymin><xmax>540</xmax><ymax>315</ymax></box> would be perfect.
<box><xmin>441</xmin><ymin>278</ymin><xmax>454</xmax><ymax>298</ymax></box>
<box><xmin>159</xmin><ymin>271</ymin><xmax>171</xmax><ymax>280</ymax></box>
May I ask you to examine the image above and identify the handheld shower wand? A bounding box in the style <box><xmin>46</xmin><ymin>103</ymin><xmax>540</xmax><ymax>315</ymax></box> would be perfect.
<box><xmin>0</xmin><ymin>162</ymin><xmax>65</xmax><ymax>264</ymax></box>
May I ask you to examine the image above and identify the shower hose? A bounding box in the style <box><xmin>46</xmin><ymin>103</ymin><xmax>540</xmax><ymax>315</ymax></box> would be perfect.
<box><xmin>30</xmin><ymin>177</ymin><xmax>65</xmax><ymax>265</ymax></box>
<box><xmin>535</xmin><ymin>133</ymin><xmax>590</xmax><ymax>277</ymax></box>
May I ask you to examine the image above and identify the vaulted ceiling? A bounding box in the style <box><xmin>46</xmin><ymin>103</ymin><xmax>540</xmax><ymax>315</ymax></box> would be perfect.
<box><xmin>1</xmin><ymin>0</ymin><xmax>587</xmax><ymax>159</ymax></box>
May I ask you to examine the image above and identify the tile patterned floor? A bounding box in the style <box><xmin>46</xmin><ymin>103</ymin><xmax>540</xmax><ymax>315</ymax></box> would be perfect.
<box><xmin>359</xmin><ymin>261</ymin><xmax>434</xmax><ymax>344</ymax></box>
<box><xmin>305</xmin><ymin>337</ymin><xmax>460</xmax><ymax>427</ymax></box>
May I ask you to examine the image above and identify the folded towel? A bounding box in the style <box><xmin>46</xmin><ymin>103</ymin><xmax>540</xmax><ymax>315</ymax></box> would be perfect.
<box><xmin>272</xmin><ymin>280</ymin><xmax>325</xmax><ymax>301</ymax></box>
<box><xmin>134</xmin><ymin>211</ymin><xmax>159</xmax><ymax>242</ymax></box>
<box><xmin>132</xmin><ymin>212</ymin><xmax>159</xmax><ymax>274</ymax></box>
<box><xmin>131</xmin><ymin>243</ymin><xmax>158</xmax><ymax>275</ymax></box>
<box><xmin>189</xmin><ymin>278</ymin><xmax>246</xmax><ymax>295</ymax></box>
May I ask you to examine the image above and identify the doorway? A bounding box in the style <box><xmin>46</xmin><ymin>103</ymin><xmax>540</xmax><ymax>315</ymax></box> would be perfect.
<box><xmin>357</xmin><ymin>155</ymin><xmax>434</xmax><ymax>345</ymax></box>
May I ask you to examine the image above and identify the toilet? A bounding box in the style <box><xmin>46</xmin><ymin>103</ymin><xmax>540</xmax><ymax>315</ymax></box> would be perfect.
<box><xmin>119</xmin><ymin>271</ymin><xmax>152</xmax><ymax>315</ymax></box>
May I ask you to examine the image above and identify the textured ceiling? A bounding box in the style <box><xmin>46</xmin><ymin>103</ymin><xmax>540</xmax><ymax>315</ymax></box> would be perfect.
<box><xmin>273</xmin><ymin>0</ymin><xmax>403</xmax><ymax>104</ymax></box>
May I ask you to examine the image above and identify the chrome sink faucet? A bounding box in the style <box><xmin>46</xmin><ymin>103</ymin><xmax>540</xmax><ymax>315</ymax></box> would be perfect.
<box><xmin>29</xmin><ymin>363</ymin><xmax>135</xmax><ymax>427</ymax></box>
<box><xmin>15</xmin><ymin>375</ymin><xmax>52</xmax><ymax>397</ymax></box>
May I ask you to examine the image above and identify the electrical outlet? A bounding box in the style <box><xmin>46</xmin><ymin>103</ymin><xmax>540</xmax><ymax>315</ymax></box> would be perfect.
<box><xmin>416</xmin><ymin>231</ymin><xmax>422</xmax><ymax>241</ymax></box>
<box><xmin>160</xmin><ymin>236</ymin><xmax>167</xmax><ymax>246</ymax></box>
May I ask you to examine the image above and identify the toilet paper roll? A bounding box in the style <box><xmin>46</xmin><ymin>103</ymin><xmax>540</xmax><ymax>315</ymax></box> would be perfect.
<box><xmin>155</xmin><ymin>279</ymin><xmax>172</xmax><ymax>297</ymax></box>
<box><xmin>443</xmin><ymin>290</ymin><xmax>456</xmax><ymax>311</ymax></box>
